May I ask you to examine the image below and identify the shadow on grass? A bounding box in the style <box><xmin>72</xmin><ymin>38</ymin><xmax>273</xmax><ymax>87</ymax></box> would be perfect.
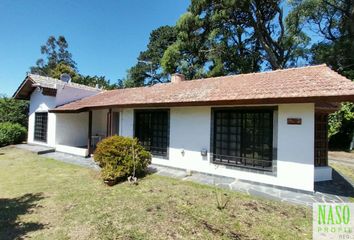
<box><xmin>315</xmin><ymin>169</ymin><xmax>354</xmax><ymax>198</ymax></box>
<box><xmin>0</xmin><ymin>193</ymin><xmax>46</xmax><ymax>240</ymax></box>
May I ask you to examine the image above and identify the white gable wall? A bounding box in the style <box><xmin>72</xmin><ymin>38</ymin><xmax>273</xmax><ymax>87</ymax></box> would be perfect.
<box><xmin>27</xmin><ymin>86</ymin><xmax>99</xmax><ymax>147</ymax></box>
<box><xmin>28</xmin><ymin>89</ymin><xmax>57</xmax><ymax>146</ymax></box>
<box><xmin>120</xmin><ymin>103</ymin><xmax>315</xmax><ymax>192</ymax></box>
<box><xmin>55</xmin><ymin>85</ymin><xmax>100</xmax><ymax>107</ymax></box>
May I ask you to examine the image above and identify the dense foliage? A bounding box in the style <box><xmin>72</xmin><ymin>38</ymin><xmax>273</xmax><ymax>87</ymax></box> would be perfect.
<box><xmin>0</xmin><ymin>96</ymin><xmax>29</xmax><ymax>127</ymax></box>
<box><xmin>289</xmin><ymin>0</ymin><xmax>354</xmax><ymax>149</ymax></box>
<box><xmin>0</xmin><ymin>122</ymin><xmax>27</xmax><ymax>147</ymax></box>
<box><xmin>94</xmin><ymin>136</ymin><xmax>151</xmax><ymax>184</ymax></box>
<box><xmin>161</xmin><ymin>0</ymin><xmax>308</xmax><ymax>79</ymax></box>
<box><xmin>124</xmin><ymin>26</ymin><xmax>177</xmax><ymax>87</ymax></box>
<box><xmin>328</xmin><ymin>103</ymin><xmax>354</xmax><ymax>150</ymax></box>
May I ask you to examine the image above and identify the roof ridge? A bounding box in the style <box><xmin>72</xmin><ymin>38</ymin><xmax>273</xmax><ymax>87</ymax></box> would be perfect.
<box><xmin>186</xmin><ymin>64</ymin><xmax>328</xmax><ymax>82</ymax></box>
<box><xmin>90</xmin><ymin>64</ymin><xmax>330</xmax><ymax>93</ymax></box>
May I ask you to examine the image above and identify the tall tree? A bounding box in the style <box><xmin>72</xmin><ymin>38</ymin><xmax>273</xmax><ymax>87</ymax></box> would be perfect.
<box><xmin>30</xmin><ymin>36</ymin><xmax>116</xmax><ymax>90</ymax></box>
<box><xmin>125</xmin><ymin>26</ymin><xmax>177</xmax><ymax>87</ymax></box>
<box><xmin>162</xmin><ymin>11</ymin><xmax>211</xmax><ymax>79</ymax></box>
<box><xmin>30</xmin><ymin>36</ymin><xmax>76</xmax><ymax>76</ymax></box>
<box><xmin>162</xmin><ymin>0</ymin><xmax>308</xmax><ymax>79</ymax></box>
<box><xmin>288</xmin><ymin>0</ymin><xmax>354</xmax><ymax>149</ymax></box>
<box><xmin>288</xmin><ymin>0</ymin><xmax>354</xmax><ymax>78</ymax></box>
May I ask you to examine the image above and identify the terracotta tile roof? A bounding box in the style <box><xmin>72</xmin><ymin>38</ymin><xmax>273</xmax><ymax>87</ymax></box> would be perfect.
<box><xmin>13</xmin><ymin>74</ymin><xmax>101</xmax><ymax>100</ymax></box>
<box><xmin>27</xmin><ymin>74</ymin><xmax>100</xmax><ymax>91</ymax></box>
<box><xmin>52</xmin><ymin>64</ymin><xmax>354</xmax><ymax>112</ymax></box>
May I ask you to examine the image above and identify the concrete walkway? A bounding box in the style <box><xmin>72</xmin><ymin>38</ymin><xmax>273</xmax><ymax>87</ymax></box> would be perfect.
<box><xmin>15</xmin><ymin>144</ymin><xmax>353</xmax><ymax>206</ymax></box>
<box><xmin>16</xmin><ymin>143</ymin><xmax>55</xmax><ymax>154</ymax></box>
<box><xmin>150</xmin><ymin>165</ymin><xmax>352</xmax><ymax>206</ymax></box>
<box><xmin>42</xmin><ymin>152</ymin><xmax>100</xmax><ymax>170</ymax></box>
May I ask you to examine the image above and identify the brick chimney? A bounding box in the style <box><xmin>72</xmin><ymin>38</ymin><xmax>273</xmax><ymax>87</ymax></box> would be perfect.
<box><xmin>171</xmin><ymin>73</ymin><xmax>186</xmax><ymax>83</ymax></box>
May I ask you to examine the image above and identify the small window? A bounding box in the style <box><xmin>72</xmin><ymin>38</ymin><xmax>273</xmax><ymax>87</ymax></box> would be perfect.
<box><xmin>212</xmin><ymin>108</ymin><xmax>274</xmax><ymax>171</ymax></box>
<box><xmin>134</xmin><ymin>110</ymin><xmax>169</xmax><ymax>157</ymax></box>
<box><xmin>34</xmin><ymin>112</ymin><xmax>48</xmax><ymax>142</ymax></box>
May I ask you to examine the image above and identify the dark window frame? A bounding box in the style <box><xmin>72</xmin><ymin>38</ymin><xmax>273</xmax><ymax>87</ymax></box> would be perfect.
<box><xmin>314</xmin><ymin>113</ymin><xmax>328</xmax><ymax>167</ymax></box>
<box><xmin>210</xmin><ymin>107</ymin><xmax>276</xmax><ymax>172</ymax></box>
<box><xmin>134</xmin><ymin>109</ymin><xmax>170</xmax><ymax>158</ymax></box>
<box><xmin>34</xmin><ymin>112</ymin><xmax>48</xmax><ymax>142</ymax></box>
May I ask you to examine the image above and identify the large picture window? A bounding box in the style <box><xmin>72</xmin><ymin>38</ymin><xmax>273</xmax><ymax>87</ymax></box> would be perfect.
<box><xmin>212</xmin><ymin>108</ymin><xmax>274</xmax><ymax>171</ymax></box>
<box><xmin>134</xmin><ymin>110</ymin><xmax>169</xmax><ymax>157</ymax></box>
<box><xmin>34</xmin><ymin>112</ymin><xmax>48</xmax><ymax>142</ymax></box>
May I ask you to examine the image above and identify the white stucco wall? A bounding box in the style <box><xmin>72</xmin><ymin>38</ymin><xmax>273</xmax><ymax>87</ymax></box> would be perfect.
<box><xmin>30</xmin><ymin>100</ymin><xmax>314</xmax><ymax>191</ymax></box>
<box><xmin>55</xmin><ymin>85</ymin><xmax>100</xmax><ymax>107</ymax></box>
<box><xmin>119</xmin><ymin>104</ymin><xmax>315</xmax><ymax>192</ymax></box>
<box><xmin>27</xmin><ymin>85</ymin><xmax>99</xmax><ymax>147</ymax></box>
<box><xmin>56</xmin><ymin>112</ymin><xmax>88</xmax><ymax>147</ymax></box>
<box><xmin>276</xmin><ymin>104</ymin><xmax>315</xmax><ymax>191</ymax></box>
<box><xmin>28</xmin><ymin>89</ymin><xmax>57</xmax><ymax>147</ymax></box>
<box><xmin>120</xmin><ymin>108</ymin><xmax>134</xmax><ymax>137</ymax></box>
<box><xmin>92</xmin><ymin>109</ymin><xmax>108</xmax><ymax>137</ymax></box>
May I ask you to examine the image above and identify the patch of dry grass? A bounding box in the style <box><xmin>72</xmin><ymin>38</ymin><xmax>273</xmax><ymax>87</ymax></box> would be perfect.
<box><xmin>0</xmin><ymin>146</ymin><xmax>312</xmax><ymax>239</ymax></box>
<box><xmin>330</xmin><ymin>163</ymin><xmax>354</xmax><ymax>183</ymax></box>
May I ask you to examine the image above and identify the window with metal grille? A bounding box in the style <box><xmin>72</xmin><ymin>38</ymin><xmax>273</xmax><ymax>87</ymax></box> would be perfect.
<box><xmin>315</xmin><ymin>113</ymin><xmax>328</xmax><ymax>167</ymax></box>
<box><xmin>134</xmin><ymin>110</ymin><xmax>169</xmax><ymax>157</ymax></box>
<box><xmin>34</xmin><ymin>112</ymin><xmax>48</xmax><ymax>142</ymax></box>
<box><xmin>211</xmin><ymin>109</ymin><xmax>274</xmax><ymax>171</ymax></box>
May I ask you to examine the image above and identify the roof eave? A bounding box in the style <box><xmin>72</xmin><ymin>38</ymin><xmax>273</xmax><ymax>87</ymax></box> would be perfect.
<box><xmin>49</xmin><ymin>94</ymin><xmax>354</xmax><ymax>113</ymax></box>
<box><xmin>12</xmin><ymin>76</ymin><xmax>35</xmax><ymax>100</ymax></box>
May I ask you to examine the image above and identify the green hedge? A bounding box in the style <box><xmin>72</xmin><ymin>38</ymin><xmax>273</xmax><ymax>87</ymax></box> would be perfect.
<box><xmin>0</xmin><ymin>122</ymin><xmax>27</xmax><ymax>147</ymax></box>
<box><xmin>94</xmin><ymin>136</ymin><xmax>151</xmax><ymax>184</ymax></box>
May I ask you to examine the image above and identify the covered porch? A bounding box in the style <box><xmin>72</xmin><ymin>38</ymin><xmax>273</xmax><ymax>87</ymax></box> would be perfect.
<box><xmin>55</xmin><ymin>108</ymin><xmax>120</xmax><ymax>157</ymax></box>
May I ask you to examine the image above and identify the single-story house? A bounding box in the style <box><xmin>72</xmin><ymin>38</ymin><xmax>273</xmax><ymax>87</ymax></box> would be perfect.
<box><xmin>14</xmin><ymin>65</ymin><xmax>354</xmax><ymax>192</ymax></box>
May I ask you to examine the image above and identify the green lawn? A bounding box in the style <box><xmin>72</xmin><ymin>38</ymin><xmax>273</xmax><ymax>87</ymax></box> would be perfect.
<box><xmin>0</xmin><ymin>146</ymin><xmax>312</xmax><ymax>240</ymax></box>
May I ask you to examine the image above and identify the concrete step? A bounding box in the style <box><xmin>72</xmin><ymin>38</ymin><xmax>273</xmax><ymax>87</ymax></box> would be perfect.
<box><xmin>15</xmin><ymin>144</ymin><xmax>55</xmax><ymax>155</ymax></box>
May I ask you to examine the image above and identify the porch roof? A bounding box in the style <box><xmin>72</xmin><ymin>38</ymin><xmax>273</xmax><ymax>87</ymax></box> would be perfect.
<box><xmin>51</xmin><ymin>64</ymin><xmax>354</xmax><ymax>113</ymax></box>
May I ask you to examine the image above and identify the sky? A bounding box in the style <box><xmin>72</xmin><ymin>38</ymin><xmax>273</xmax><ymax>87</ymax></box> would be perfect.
<box><xmin>0</xmin><ymin>0</ymin><xmax>190</xmax><ymax>96</ymax></box>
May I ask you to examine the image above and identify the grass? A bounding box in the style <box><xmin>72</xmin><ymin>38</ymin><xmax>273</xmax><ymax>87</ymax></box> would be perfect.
<box><xmin>330</xmin><ymin>163</ymin><xmax>354</xmax><ymax>203</ymax></box>
<box><xmin>330</xmin><ymin>163</ymin><xmax>354</xmax><ymax>184</ymax></box>
<box><xmin>0</xmin><ymin>146</ymin><xmax>312</xmax><ymax>240</ymax></box>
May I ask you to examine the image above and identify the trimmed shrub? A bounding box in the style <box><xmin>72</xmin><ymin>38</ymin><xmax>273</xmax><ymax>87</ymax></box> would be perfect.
<box><xmin>94</xmin><ymin>136</ymin><xmax>151</xmax><ymax>184</ymax></box>
<box><xmin>0</xmin><ymin>122</ymin><xmax>27</xmax><ymax>147</ymax></box>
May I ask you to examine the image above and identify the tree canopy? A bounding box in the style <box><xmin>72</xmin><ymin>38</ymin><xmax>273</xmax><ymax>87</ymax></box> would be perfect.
<box><xmin>0</xmin><ymin>96</ymin><xmax>28</xmax><ymax>128</ymax></box>
<box><xmin>288</xmin><ymin>0</ymin><xmax>354</xmax><ymax>149</ymax></box>
<box><xmin>162</xmin><ymin>0</ymin><xmax>309</xmax><ymax>79</ymax></box>
<box><xmin>124</xmin><ymin>26</ymin><xmax>177</xmax><ymax>87</ymax></box>
<box><xmin>30</xmin><ymin>36</ymin><xmax>116</xmax><ymax>90</ymax></box>
<box><xmin>288</xmin><ymin>0</ymin><xmax>354</xmax><ymax>79</ymax></box>
<box><xmin>123</xmin><ymin>0</ymin><xmax>353</xmax><ymax>149</ymax></box>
